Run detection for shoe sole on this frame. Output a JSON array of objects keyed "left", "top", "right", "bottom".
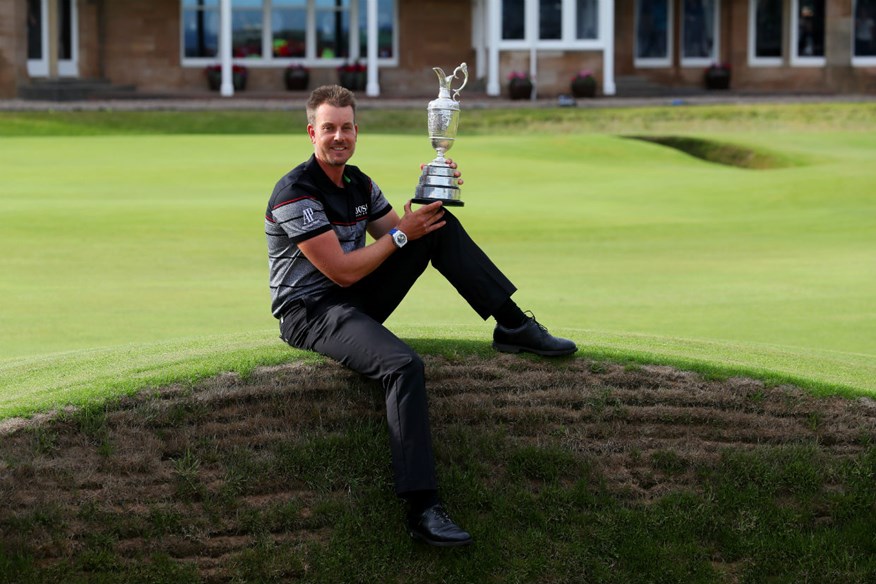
[
  {"left": 408, "top": 530, "right": 473, "bottom": 547},
  {"left": 492, "top": 342, "right": 577, "bottom": 357}
]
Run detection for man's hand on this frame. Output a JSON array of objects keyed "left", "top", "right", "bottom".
[{"left": 398, "top": 199, "right": 446, "bottom": 240}]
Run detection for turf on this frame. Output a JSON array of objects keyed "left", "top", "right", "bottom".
[
  {"left": 0, "top": 104, "right": 874, "bottom": 418},
  {"left": 2, "top": 355, "right": 875, "bottom": 582}
]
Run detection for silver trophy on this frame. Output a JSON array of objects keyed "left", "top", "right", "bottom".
[{"left": 412, "top": 63, "right": 468, "bottom": 206}]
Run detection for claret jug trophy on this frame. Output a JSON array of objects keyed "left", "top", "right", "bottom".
[{"left": 412, "top": 63, "right": 468, "bottom": 206}]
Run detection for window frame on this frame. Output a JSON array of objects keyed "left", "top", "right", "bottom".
[
  {"left": 634, "top": 0, "right": 674, "bottom": 68},
  {"left": 748, "top": 0, "right": 784, "bottom": 67},
  {"left": 179, "top": 0, "right": 398, "bottom": 68},
  {"left": 790, "top": 0, "right": 826, "bottom": 67},
  {"left": 680, "top": 0, "right": 721, "bottom": 67},
  {"left": 852, "top": 0, "right": 876, "bottom": 65},
  {"left": 499, "top": 0, "right": 606, "bottom": 49}
]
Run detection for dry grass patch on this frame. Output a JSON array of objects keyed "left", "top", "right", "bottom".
[{"left": 2, "top": 355, "right": 875, "bottom": 582}]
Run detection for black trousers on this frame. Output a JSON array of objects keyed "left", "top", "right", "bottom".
[{"left": 279, "top": 210, "right": 516, "bottom": 494}]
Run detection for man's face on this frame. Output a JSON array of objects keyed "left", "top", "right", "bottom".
[{"left": 308, "top": 104, "right": 358, "bottom": 168}]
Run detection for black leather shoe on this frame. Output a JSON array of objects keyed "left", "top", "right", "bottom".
[
  {"left": 408, "top": 504, "right": 473, "bottom": 547},
  {"left": 493, "top": 313, "right": 577, "bottom": 357}
]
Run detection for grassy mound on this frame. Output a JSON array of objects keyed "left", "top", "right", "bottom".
[{"left": 2, "top": 356, "right": 875, "bottom": 582}]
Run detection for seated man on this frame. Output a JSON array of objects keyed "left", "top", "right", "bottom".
[{"left": 265, "top": 85, "right": 576, "bottom": 547}]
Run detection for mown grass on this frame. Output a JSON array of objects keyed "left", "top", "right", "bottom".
[
  {"left": 1, "top": 101, "right": 875, "bottom": 136},
  {"left": 3, "top": 102, "right": 875, "bottom": 414}
]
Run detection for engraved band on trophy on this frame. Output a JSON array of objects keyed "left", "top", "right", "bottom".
[{"left": 412, "top": 63, "right": 468, "bottom": 207}]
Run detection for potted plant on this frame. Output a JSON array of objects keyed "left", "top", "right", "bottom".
[
  {"left": 507, "top": 71, "right": 533, "bottom": 100},
  {"left": 284, "top": 63, "right": 310, "bottom": 91},
  {"left": 704, "top": 63, "right": 731, "bottom": 90},
  {"left": 570, "top": 70, "right": 597, "bottom": 98},
  {"left": 206, "top": 64, "right": 248, "bottom": 91},
  {"left": 338, "top": 61, "right": 366, "bottom": 91}
]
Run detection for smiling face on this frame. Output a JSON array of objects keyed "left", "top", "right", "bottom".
[{"left": 308, "top": 103, "right": 358, "bottom": 170}]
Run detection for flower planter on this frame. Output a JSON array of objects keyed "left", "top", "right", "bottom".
[
  {"left": 704, "top": 67, "right": 731, "bottom": 90},
  {"left": 508, "top": 79, "right": 533, "bottom": 100},
  {"left": 570, "top": 77, "right": 597, "bottom": 98},
  {"left": 338, "top": 66, "right": 366, "bottom": 91},
  {"left": 284, "top": 67, "right": 310, "bottom": 91},
  {"left": 206, "top": 68, "right": 247, "bottom": 91}
]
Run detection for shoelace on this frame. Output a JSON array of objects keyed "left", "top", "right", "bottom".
[
  {"left": 432, "top": 505, "right": 452, "bottom": 524},
  {"left": 523, "top": 310, "right": 548, "bottom": 333}
]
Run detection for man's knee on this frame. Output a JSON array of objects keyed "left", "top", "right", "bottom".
[{"left": 389, "top": 347, "right": 424, "bottom": 377}]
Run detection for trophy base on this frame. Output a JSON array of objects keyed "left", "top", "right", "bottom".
[
  {"left": 413, "top": 164, "right": 464, "bottom": 207},
  {"left": 412, "top": 197, "right": 464, "bottom": 207}
]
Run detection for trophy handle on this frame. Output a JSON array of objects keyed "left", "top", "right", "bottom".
[
  {"left": 450, "top": 63, "right": 468, "bottom": 101},
  {"left": 433, "top": 63, "right": 468, "bottom": 101}
]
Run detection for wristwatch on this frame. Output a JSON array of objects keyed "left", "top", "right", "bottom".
[{"left": 389, "top": 227, "right": 408, "bottom": 249}]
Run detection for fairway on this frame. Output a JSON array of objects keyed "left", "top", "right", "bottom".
[{"left": 1, "top": 106, "right": 875, "bottom": 418}]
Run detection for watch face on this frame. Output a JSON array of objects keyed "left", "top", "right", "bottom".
[{"left": 394, "top": 231, "right": 408, "bottom": 247}]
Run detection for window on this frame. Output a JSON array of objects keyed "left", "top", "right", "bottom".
[
  {"left": 540, "top": 0, "right": 562, "bottom": 40},
  {"left": 681, "top": 0, "right": 718, "bottom": 63},
  {"left": 751, "top": 0, "right": 783, "bottom": 63},
  {"left": 233, "top": 0, "right": 264, "bottom": 58},
  {"left": 272, "top": 0, "right": 306, "bottom": 57},
  {"left": 576, "top": 0, "right": 598, "bottom": 39},
  {"left": 315, "top": 0, "right": 350, "bottom": 59},
  {"left": 636, "top": 0, "right": 671, "bottom": 65},
  {"left": 792, "top": 0, "right": 825, "bottom": 63},
  {"left": 27, "top": 0, "right": 43, "bottom": 60},
  {"left": 183, "top": 0, "right": 219, "bottom": 58},
  {"left": 502, "top": 0, "right": 525, "bottom": 40},
  {"left": 501, "top": 0, "right": 602, "bottom": 45},
  {"left": 358, "top": 0, "right": 395, "bottom": 58},
  {"left": 854, "top": 0, "right": 876, "bottom": 58},
  {"left": 181, "top": 0, "right": 396, "bottom": 65}
]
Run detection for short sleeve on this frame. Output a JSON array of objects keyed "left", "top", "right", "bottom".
[{"left": 270, "top": 193, "right": 332, "bottom": 243}]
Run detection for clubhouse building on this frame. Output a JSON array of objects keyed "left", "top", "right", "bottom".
[{"left": 1, "top": 0, "right": 874, "bottom": 100}]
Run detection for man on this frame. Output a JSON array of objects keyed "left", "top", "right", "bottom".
[{"left": 265, "top": 85, "right": 576, "bottom": 547}]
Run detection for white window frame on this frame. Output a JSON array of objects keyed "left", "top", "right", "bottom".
[
  {"left": 27, "top": 0, "right": 49, "bottom": 77},
  {"left": 790, "top": 0, "right": 826, "bottom": 66},
  {"left": 180, "top": 0, "right": 398, "bottom": 68},
  {"left": 634, "top": 0, "right": 673, "bottom": 68},
  {"left": 748, "top": 0, "right": 784, "bottom": 67},
  {"left": 498, "top": 0, "right": 607, "bottom": 49},
  {"left": 680, "top": 0, "right": 720, "bottom": 67},
  {"left": 852, "top": 0, "right": 876, "bottom": 66},
  {"left": 27, "top": 0, "right": 79, "bottom": 77}
]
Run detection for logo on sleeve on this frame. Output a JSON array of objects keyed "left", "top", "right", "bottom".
[{"left": 302, "top": 207, "right": 315, "bottom": 226}]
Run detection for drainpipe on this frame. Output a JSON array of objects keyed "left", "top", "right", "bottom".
[
  {"left": 601, "top": 0, "right": 616, "bottom": 95},
  {"left": 487, "top": 0, "right": 500, "bottom": 95},
  {"left": 220, "top": 0, "right": 233, "bottom": 96},
  {"left": 366, "top": 0, "right": 379, "bottom": 96}
]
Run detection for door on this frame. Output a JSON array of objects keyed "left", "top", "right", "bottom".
[{"left": 27, "top": 0, "right": 78, "bottom": 78}]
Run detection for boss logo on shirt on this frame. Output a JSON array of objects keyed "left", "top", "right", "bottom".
[
  {"left": 302, "top": 207, "right": 315, "bottom": 226},
  {"left": 354, "top": 204, "right": 368, "bottom": 218}
]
